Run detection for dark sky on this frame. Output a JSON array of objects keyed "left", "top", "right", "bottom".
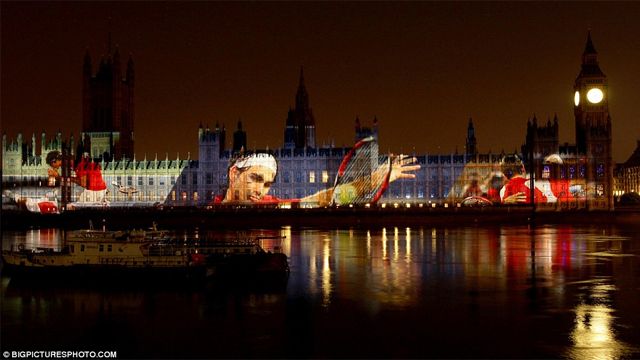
[{"left": 2, "top": 2, "right": 639, "bottom": 162}]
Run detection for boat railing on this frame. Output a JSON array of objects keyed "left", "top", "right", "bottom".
[{"left": 143, "top": 240, "right": 265, "bottom": 257}]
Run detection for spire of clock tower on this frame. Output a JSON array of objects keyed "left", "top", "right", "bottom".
[{"left": 578, "top": 31, "right": 605, "bottom": 79}]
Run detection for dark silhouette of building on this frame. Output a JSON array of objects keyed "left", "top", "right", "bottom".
[
  {"left": 465, "top": 118, "right": 478, "bottom": 157},
  {"left": 354, "top": 116, "right": 379, "bottom": 142},
  {"left": 80, "top": 34, "right": 135, "bottom": 161},
  {"left": 283, "top": 67, "right": 316, "bottom": 150},
  {"left": 523, "top": 114, "right": 559, "bottom": 159},
  {"left": 233, "top": 121, "right": 246, "bottom": 153}
]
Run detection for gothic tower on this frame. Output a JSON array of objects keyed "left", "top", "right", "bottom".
[
  {"left": 283, "top": 67, "right": 316, "bottom": 149},
  {"left": 198, "top": 123, "right": 224, "bottom": 160},
  {"left": 354, "top": 116, "right": 379, "bottom": 142},
  {"left": 233, "top": 120, "right": 247, "bottom": 153},
  {"left": 81, "top": 34, "right": 135, "bottom": 161},
  {"left": 523, "top": 114, "right": 559, "bottom": 159},
  {"left": 465, "top": 118, "right": 477, "bottom": 157},
  {"left": 573, "top": 31, "right": 613, "bottom": 209},
  {"left": 574, "top": 31, "right": 611, "bottom": 155},
  {"left": 283, "top": 108, "right": 297, "bottom": 150}
]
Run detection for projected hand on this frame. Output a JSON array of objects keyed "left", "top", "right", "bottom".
[
  {"left": 503, "top": 192, "right": 527, "bottom": 204},
  {"left": 389, "top": 155, "right": 421, "bottom": 183}
]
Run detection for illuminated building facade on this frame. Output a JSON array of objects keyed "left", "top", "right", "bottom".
[{"left": 0, "top": 33, "right": 619, "bottom": 210}]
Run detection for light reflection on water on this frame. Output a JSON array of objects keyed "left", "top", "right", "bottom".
[{"left": 2, "top": 224, "right": 639, "bottom": 358}]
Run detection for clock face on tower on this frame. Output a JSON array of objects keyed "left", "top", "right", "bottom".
[
  {"left": 587, "top": 88, "right": 604, "bottom": 104},
  {"left": 574, "top": 91, "right": 580, "bottom": 106}
]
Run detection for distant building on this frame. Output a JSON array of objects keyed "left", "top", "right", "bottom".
[{"left": 615, "top": 140, "right": 640, "bottom": 197}]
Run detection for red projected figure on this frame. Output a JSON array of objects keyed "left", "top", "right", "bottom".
[
  {"left": 499, "top": 155, "right": 547, "bottom": 204},
  {"left": 73, "top": 153, "right": 108, "bottom": 203}
]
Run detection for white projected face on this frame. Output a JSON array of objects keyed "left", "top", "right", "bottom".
[
  {"left": 574, "top": 91, "right": 580, "bottom": 106},
  {"left": 587, "top": 88, "right": 604, "bottom": 104}
]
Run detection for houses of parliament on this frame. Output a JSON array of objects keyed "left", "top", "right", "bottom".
[{"left": 2, "top": 33, "right": 638, "bottom": 210}]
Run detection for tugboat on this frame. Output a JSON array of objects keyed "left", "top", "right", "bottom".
[{"left": 1, "top": 224, "right": 289, "bottom": 282}]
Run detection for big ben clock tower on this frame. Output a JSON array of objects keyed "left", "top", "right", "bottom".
[{"left": 573, "top": 31, "right": 613, "bottom": 209}]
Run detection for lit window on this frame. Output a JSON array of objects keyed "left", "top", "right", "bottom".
[
  {"left": 193, "top": 192, "right": 198, "bottom": 201},
  {"left": 171, "top": 191, "right": 176, "bottom": 201},
  {"left": 309, "top": 171, "right": 316, "bottom": 183},
  {"left": 322, "top": 171, "right": 329, "bottom": 183}
]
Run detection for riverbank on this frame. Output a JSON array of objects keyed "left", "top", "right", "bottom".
[{"left": 2, "top": 205, "right": 639, "bottom": 230}]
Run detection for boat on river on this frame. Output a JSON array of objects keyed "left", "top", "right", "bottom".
[{"left": 0, "top": 226, "right": 289, "bottom": 282}]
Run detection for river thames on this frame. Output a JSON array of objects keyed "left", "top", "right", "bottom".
[{"left": 2, "top": 223, "right": 639, "bottom": 359}]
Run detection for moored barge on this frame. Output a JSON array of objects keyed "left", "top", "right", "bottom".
[{"left": 1, "top": 227, "right": 289, "bottom": 282}]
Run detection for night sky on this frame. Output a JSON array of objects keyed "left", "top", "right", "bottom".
[{"left": 2, "top": 2, "right": 639, "bottom": 162}]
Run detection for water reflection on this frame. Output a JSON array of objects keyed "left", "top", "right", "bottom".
[
  {"left": 287, "top": 225, "right": 638, "bottom": 357},
  {"left": 2, "top": 224, "right": 639, "bottom": 358},
  {"left": 566, "top": 281, "right": 634, "bottom": 360}
]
